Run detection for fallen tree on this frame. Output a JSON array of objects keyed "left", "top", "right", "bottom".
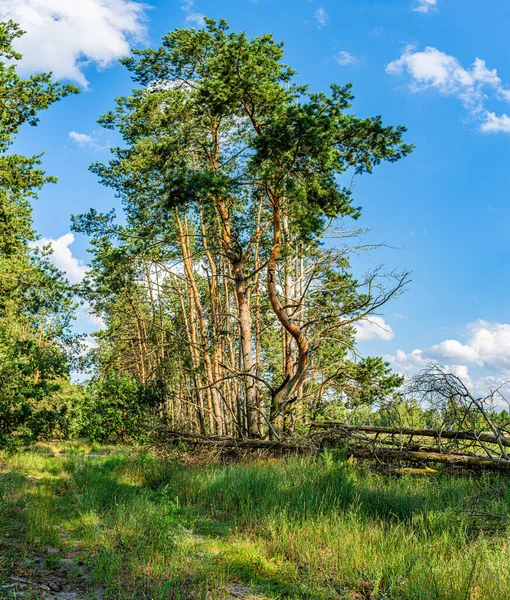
[
  {"left": 308, "top": 367, "right": 510, "bottom": 471},
  {"left": 310, "top": 423, "right": 510, "bottom": 449},
  {"left": 149, "top": 429, "right": 318, "bottom": 454},
  {"left": 149, "top": 366, "right": 510, "bottom": 472},
  {"left": 149, "top": 425, "right": 510, "bottom": 471},
  {"left": 350, "top": 446, "right": 510, "bottom": 470}
]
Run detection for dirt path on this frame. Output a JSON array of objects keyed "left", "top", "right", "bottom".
[{"left": 0, "top": 544, "right": 103, "bottom": 599}]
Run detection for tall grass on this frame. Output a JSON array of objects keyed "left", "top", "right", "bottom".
[{"left": 1, "top": 447, "right": 510, "bottom": 599}]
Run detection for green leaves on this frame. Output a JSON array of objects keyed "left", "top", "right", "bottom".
[
  {"left": 123, "top": 18, "right": 295, "bottom": 117},
  {"left": 0, "top": 21, "right": 79, "bottom": 447},
  {"left": 250, "top": 83, "right": 412, "bottom": 231},
  {"left": 0, "top": 22, "right": 78, "bottom": 152},
  {"left": 92, "top": 18, "right": 412, "bottom": 247},
  {"left": 76, "top": 19, "right": 411, "bottom": 437}
]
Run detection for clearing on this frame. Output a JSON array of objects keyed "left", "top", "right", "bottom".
[{"left": 1, "top": 443, "right": 510, "bottom": 599}]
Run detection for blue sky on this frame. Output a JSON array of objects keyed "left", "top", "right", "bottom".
[{"left": 4, "top": 0, "right": 510, "bottom": 393}]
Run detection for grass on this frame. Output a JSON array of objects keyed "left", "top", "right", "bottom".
[{"left": 1, "top": 444, "right": 510, "bottom": 599}]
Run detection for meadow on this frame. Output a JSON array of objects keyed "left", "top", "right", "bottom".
[{"left": 1, "top": 444, "right": 510, "bottom": 599}]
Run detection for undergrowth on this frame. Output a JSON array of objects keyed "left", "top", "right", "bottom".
[{"left": 1, "top": 444, "right": 510, "bottom": 599}]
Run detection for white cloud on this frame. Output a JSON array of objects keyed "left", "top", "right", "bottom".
[
  {"left": 480, "top": 112, "right": 510, "bottom": 133},
  {"left": 1, "top": 0, "right": 148, "bottom": 87},
  {"left": 185, "top": 13, "right": 205, "bottom": 26},
  {"left": 355, "top": 316, "right": 395, "bottom": 342},
  {"left": 388, "top": 348, "right": 427, "bottom": 371},
  {"left": 428, "top": 339, "right": 480, "bottom": 365},
  {"left": 314, "top": 7, "right": 328, "bottom": 28},
  {"left": 32, "top": 234, "right": 106, "bottom": 330},
  {"left": 391, "top": 320, "right": 510, "bottom": 371},
  {"left": 387, "top": 45, "right": 510, "bottom": 133},
  {"left": 83, "top": 335, "right": 99, "bottom": 349},
  {"left": 335, "top": 51, "right": 358, "bottom": 67},
  {"left": 386, "top": 320, "right": 510, "bottom": 397},
  {"left": 413, "top": 0, "right": 438, "bottom": 14},
  {"left": 464, "top": 320, "right": 510, "bottom": 370},
  {"left": 181, "top": 0, "right": 205, "bottom": 27},
  {"left": 32, "top": 232, "right": 88, "bottom": 284},
  {"left": 69, "top": 130, "right": 105, "bottom": 151},
  {"left": 69, "top": 131, "right": 94, "bottom": 146}
]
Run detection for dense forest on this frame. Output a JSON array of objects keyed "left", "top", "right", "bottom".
[{"left": 2, "top": 16, "right": 509, "bottom": 449}]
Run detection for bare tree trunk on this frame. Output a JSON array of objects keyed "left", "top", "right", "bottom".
[
  {"left": 176, "top": 211, "right": 223, "bottom": 434},
  {"left": 223, "top": 258, "right": 241, "bottom": 436},
  {"left": 267, "top": 197, "right": 310, "bottom": 436},
  {"left": 199, "top": 203, "right": 226, "bottom": 433},
  {"left": 252, "top": 201, "right": 264, "bottom": 437},
  {"left": 128, "top": 297, "right": 148, "bottom": 384},
  {"left": 174, "top": 274, "right": 206, "bottom": 434},
  {"left": 216, "top": 199, "right": 259, "bottom": 437}
]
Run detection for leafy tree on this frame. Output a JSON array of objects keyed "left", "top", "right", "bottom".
[
  {"left": 0, "top": 21, "right": 79, "bottom": 446},
  {"left": 76, "top": 373, "right": 164, "bottom": 443}
]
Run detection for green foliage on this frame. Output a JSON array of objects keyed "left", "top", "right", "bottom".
[
  {"left": 0, "top": 21, "right": 79, "bottom": 447},
  {"left": 73, "top": 19, "right": 411, "bottom": 437},
  {"left": 77, "top": 374, "right": 165, "bottom": 443},
  {"left": 92, "top": 19, "right": 412, "bottom": 240},
  {"left": 341, "top": 357, "right": 404, "bottom": 408}
]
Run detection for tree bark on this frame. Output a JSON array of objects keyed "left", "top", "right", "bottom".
[
  {"left": 176, "top": 211, "right": 223, "bottom": 434},
  {"left": 216, "top": 199, "right": 259, "bottom": 437},
  {"left": 267, "top": 197, "right": 309, "bottom": 435}
]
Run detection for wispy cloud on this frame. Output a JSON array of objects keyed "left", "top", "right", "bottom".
[
  {"left": 82, "top": 302, "right": 105, "bottom": 330},
  {"left": 69, "top": 131, "right": 106, "bottom": 151},
  {"left": 355, "top": 316, "right": 395, "bottom": 342},
  {"left": 314, "top": 7, "right": 328, "bottom": 28},
  {"left": 335, "top": 51, "right": 358, "bottom": 67},
  {"left": 386, "top": 320, "right": 510, "bottom": 397},
  {"left": 387, "top": 45, "right": 510, "bottom": 133},
  {"left": 480, "top": 112, "right": 510, "bottom": 133},
  {"left": 181, "top": 0, "right": 205, "bottom": 27},
  {"left": 413, "top": 0, "right": 438, "bottom": 14}
]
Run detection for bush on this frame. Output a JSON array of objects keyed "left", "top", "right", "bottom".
[{"left": 77, "top": 374, "right": 164, "bottom": 443}]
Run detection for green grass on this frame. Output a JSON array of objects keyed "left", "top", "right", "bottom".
[{"left": 1, "top": 445, "right": 510, "bottom": 599}]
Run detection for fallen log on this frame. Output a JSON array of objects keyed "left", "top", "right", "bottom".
[
  {"left": 351, "top": 446, "right": 510, "bottom": 471},
  {"left": 356, "top": 439, "right": 491, "bottom": 457},
  {"left": 311, "top": 423, "right": 510, "bottom": 448},
  {"left": 153, "top": 430, "right": 318, "bottom": 453},
  {"left": 149, "top": 428, "right": 510, "bottom": 472}
]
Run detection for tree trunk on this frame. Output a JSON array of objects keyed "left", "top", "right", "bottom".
[
  {"left": 267, "top": 197, "right": 310, "bottom": 436},
  {"left": 176, "top": 211, "right": 223, "bottom": 434},
  {"left": 216, "top": 199, "right": 259, "bottom": 437}
]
